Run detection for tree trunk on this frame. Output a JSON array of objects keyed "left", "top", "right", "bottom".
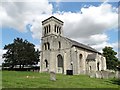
[
  {"left": 22, "top": 65, "right": 24, "bottom": 68},
  {"left": 19, "top": 64, "right": 21, "bottom": 69}
]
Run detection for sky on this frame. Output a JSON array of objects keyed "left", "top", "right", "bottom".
[{"left": 0, "top": 0, "right": 119, "bottom": 65}]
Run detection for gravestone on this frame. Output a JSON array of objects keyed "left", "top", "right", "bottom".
[
  {"left": 89, "top": 71, "right": 96, "bottom": 78},
  {"left": 50, "top": 71, "right": 56, "bottom": 81},
  {"left": 108, "top": 72, "right": 115, "bottom": 78},
  {"left": 115, "top": 71, "right": 120, "bottom": 79},
  {"left": 95, "top": 71, "right": 102, "bottom": 78},
  {"left": 101, "top": 71, "right": 109, "bottom": 79}
]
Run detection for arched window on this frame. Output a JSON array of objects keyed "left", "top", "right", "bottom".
[
  {"left": 44, "top": 27, "right": 46, "bottom": 34},
  {"left": 89, "top": 66, "right": 92, "bottom": 71},
  {"left": 58, "top": 41, "right": 61, "bottom": 49},
  {"left": 47, "top": 26, "right": 48, "bottom": 33},
  {"left": 79, "top": 54, "right": 82, "bottom": 60},
  {"left": 47, "top": 42, "right": 50, "bottom": 50},
  {"left": 97, "top": 62, "right": 100, "bottom": 71},
  {"left": 79, "top": 54, "right": 83, "bottom": 68},
  {"left": 57, "top": 54, "right": 63, "bottom": 67},
  {"left": 45, "top": 60, "right": 48, "bottom": 68},
  {"left": 54, "top": 25, "right": 56, "bottom": 32},
  {"left": 44, "top": 43, "right": 47, "bottom": 50},
  {"left": 59, "top": 27, "right": 61, "bottom": 34},
  {"left": 49, "top": 24, "right": 50, "bottom": 32},
  {"left": 57, "top": 26, "right": 59, "bottom": 33}
]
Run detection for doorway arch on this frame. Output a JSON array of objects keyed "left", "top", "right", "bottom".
[{"left": 57, "top": 54, "right": 64, "bottom": 73}]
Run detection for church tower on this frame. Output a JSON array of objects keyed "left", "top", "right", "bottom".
[
  {"left": 40, "top": 16, "right": 64, "bottom": 72},
  {"left": 42, "top": 16, "right": 64, "bottom": 37}
]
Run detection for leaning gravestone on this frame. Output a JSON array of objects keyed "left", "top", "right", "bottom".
[{"left": 50, "top": 71, "right": 56, "bottom": 81}]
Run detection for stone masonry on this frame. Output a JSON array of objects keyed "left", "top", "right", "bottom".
[{"left": 40, "top": 16, "right": 107, "bottom": 75}]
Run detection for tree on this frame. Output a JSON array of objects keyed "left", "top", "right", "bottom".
[
  {"left": 102, "top": 46, "right": 119, "bottom": 70},
  {"left": 2, "top": 38, "right": 40, "bottom": 68}
]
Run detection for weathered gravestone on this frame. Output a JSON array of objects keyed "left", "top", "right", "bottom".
[
  {"left": 50, "top": 71, "right": 56, "bottom": 81},
  {"left": 95, "top": 71, "right": 102, "bottom": 78},
  {"left": 89, "top": 71, "right": 96, "bottom": 78},
  {"left": 115, "top": 71, "right": 120, "bottom": 79},
  {"left": 101, "top": 71, "right": 109, "bottom": 79},
  {"left": 108, "top": 72, "right": 116, "bottom": 78}
]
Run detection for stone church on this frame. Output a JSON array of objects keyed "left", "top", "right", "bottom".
[{"left": 40, "top": 16, "right": 106, "bottom": 75}]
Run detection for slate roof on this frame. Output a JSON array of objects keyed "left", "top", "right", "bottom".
[
  {"left": 86, "top": 53, "right": 97, "bottom": 60},
  {"left": 65, "top": 37, "right": 101, "bottom": 54}
]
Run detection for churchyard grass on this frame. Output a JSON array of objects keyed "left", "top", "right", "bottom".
[{"left": 2, "top": 71, "right": 119, "bottom": 88}]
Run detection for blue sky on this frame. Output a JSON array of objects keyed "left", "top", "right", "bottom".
[{"left": 1, "top": 1, "right": 119, "bottom": 64}]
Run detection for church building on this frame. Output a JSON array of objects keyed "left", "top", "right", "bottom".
[{"left": 40, "top": 16, "right": 106, "bottom": 75}]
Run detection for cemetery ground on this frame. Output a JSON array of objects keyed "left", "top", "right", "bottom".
[{"left": 2, "top": 71, "right": 120, "bottom": 88}]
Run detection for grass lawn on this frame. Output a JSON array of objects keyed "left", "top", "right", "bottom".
[{"left": 2, "top": 71, "right": 120, "bottom": 88}]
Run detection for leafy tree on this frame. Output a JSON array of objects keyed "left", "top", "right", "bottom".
[
  {"left": 102, "top": 46, "right": 119, "bottom": 70},
  {"left": 2, "top": 38, "right": 40, "bottom": 68}
]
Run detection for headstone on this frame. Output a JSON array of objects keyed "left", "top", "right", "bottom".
[
  {"left": 50, "top": 71, "right": 56, "bottom": 81},
  {"left": 95, "top": 71, "right": 102, "bottom": 78},
  {"left": 89, "top": 71, "right": 96, "bottom": 78},
  {"left": 108, "top": 72, "right": 115, "bottom": 78},
  {"left": 101, "top": 71, "right": 109, "bottom": 79},
  {"left": 115, "top": 71, "right": 120, "bottom": 79}
]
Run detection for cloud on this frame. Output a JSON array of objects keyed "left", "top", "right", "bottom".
[
  {"left": 69, "top": 33, "right": 118, "bottom": 53},
  {"left": 91, "top": 42, "right": 118, "bottom": 52},
  {"left": 55, "top": 3, "right": 117, "bottom": 38},
  {"left": 30, "top": 3, "right": 118, "bottom": 39},
  {"left": 35, "top": 44, "right": 41, "bottom": 51},
  {"left": 1, "top": 1, "right": 118, "bottom": 53},
  {"left": 1, "top": 0, "right": 53, "bottom": 32},
  {"left": 0, "top": 49, "right": 7, "bottom": 65}
]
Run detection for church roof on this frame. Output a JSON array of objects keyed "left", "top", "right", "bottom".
[
  {"left": 86, "top": 53, "right": 97, "bottom": 60},
  {"left": 42, "top": 16, "right": 64, "bottom": 24},
  {"left": 66, "top": 38, "right": 101, "bottom": 54}
]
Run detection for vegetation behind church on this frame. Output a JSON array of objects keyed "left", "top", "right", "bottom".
[
  {"left": 2, "top": 38, "right": 120, "bottom": 71},
  {"left": 102, "top": 46, "right": 120, "bottom": 71},
  {"left": 2, "top": 38, "right": 40, "bottom": 69}
]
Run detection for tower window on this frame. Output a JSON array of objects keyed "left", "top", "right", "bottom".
[
  {"left": 55, "top": 25, "right": 56, "bottom": 32},
  {"left": 58, "top": 41, "right": 61, "bottom": 49},
  {"left": 49, "top": 24, "right": 50, "bottom": 32},
  {"left": 47, "top": 26, "right": 48, "bottom": 33},
  {"left": 44, "top": 43, "right": 47, "bottom": 50},
  {"left": 59, "top": 27, "right": 61, "bottom": 34},
  {"left": 47, "top": 42, "right": 50, "bottom": 50},
  {"left": 97, "top": 62, "right": 100, "bottom": 71},
  {"left": 44, "top": 42, "right": 50, "bottom": 50},
  {"left": 45, "top": 60, "right": 48, "bottom": 68},
  {"left": 57, "top": 26, "right": 59, "bottom": 33},
  {"left": 44, "top": 27, "right": 46, "bottom": 34}
]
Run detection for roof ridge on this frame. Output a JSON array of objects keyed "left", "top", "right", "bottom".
[
  {"left": 42, "top": 16, "right": 64, "bottom": 23},
  {"left": 64, "top": 37, "right": 100, "bottom": 54}
]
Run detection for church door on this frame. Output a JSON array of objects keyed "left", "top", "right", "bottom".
[{"left": 57, "top": 54, "right": 64, "bottom": 74}]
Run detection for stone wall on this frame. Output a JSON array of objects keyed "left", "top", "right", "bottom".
[{"left": 89, "top": 70, "right": 120, "bottom": 79}]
